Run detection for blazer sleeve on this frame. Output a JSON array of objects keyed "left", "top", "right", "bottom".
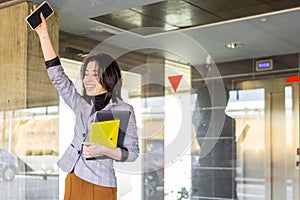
[
  {"left": 119, "top": 104, "right": 139, "bottom": 162},
  {"left": 46, "top": 59, "right": 86, "bottom": 112}
]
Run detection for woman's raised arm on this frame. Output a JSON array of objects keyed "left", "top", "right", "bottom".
[{"left": 31, "top": 5, "right": 57, "bottom": 61}]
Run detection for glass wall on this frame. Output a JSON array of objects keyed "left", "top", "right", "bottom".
[
  {"left": 1, "top": 1, "right": 300, "bottom": 200},
  {"left": 0, "top": 107, "right": 59, "bottom": 199},
  {"left": 228, "top": 79, "right": 300, "bottom": 200}
]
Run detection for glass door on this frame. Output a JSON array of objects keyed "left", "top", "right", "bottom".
[{"left": 227, "top": 77, "right": 300, "bottom": 200}]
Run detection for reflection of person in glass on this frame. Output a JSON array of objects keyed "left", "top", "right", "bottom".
[
  {"left": 31, "top": 6, "right": 139, "bottom": 200},
  {"left": 192, "top": 83, "right": 237, "bottom": 199}
]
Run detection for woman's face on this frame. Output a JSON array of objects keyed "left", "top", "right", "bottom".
[{"left": 83, "top": 61, "right": 107, "bottom": 96}]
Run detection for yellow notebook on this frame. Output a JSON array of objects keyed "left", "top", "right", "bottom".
[{"left": 89, "top": 119, "right": 120, "bottom": 157}]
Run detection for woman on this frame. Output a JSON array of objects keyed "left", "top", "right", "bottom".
[{"left": 32, "top": 7, "right": 139, "bottom": 200}]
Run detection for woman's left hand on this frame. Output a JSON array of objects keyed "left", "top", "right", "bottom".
[
  {"left": 83, "top": 142, "right": 107, "bottom": 158},
  {"left": 30, "top": 5, "right": 48, "bottom": 37}
]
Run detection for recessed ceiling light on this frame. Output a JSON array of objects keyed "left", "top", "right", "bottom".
[
  {"left": 259, "top": 18, "right": 268, "bottom": 22},
  {"left": 225, "top": 42, "right": 244, "bottom": 49}
]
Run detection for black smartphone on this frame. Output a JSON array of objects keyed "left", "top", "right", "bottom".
[{"left": 25, "top": 1, "right": 54, "bottom": 30}]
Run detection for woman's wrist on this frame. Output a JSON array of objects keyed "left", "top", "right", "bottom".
[
  {"left": 101, "top": 146, "right": 122, "bottom": 160},
  {"left": 101, "top": 145, "right": 110, "bottom": 155},
  {"left": 38, "top": 30, "right": 57, "bottom": 61},
  {"left": 38, "top": 30, "right": 49, "bottom": 40}
]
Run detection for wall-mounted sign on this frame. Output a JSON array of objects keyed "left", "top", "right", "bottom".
[{"left": 256, "top": 59, "right": 273, "bottom": 71}]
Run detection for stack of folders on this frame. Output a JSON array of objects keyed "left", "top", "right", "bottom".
[{"left": 89, "top": 119, "right": 120, "bottom": 157}]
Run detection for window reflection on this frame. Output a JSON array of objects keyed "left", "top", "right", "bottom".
[{"left": 0, "top": 108, "right": 59, "bottom": 199}]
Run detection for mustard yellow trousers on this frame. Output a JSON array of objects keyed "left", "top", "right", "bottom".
[{"left": 64, "top": 173, "right": 117, "bottom": 200}]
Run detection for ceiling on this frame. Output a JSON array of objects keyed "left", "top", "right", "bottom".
[{"left": 3, "top": 0, "right": 300, "bottom": 65}]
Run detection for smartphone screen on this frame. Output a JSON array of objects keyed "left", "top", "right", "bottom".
[{"left": 26, "top": 1, "right": 54, "bottom": 30}]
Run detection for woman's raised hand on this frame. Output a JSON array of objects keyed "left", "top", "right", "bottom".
[{"left": 30, "top": 5, "right": 48, "bottom": 37}]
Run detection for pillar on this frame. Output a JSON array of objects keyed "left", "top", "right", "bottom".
[{"left": 0, "top": 1, "right": 59, "bottom": 111}]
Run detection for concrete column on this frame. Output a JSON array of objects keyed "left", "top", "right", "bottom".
[{"left": 0, "top": 1, "right": 59, "bottom": 111}]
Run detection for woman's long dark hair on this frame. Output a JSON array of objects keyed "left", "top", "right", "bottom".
[{"left": 81, "top": 53, "right": 122, "bottom": 105}]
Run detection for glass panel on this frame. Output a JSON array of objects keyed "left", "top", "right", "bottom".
[
  {"left": 164, "top": 60, "right": 192, "bottom": 200},
  {"left": 227, "top": 88, "right": 266, "bottom": 199},
  {"left": 0, "top": 108, "right": 59, "bottom": 199},
  {"left": 116, "top": 71, "right": 143, "bottom": 200},
  {"left": 225, "top": 82, "right": 300, "bottom": 200}
]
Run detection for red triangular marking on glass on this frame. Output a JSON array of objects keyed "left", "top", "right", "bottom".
[
  {"left": 168, "top": 75, "right": 183, "bottom": 92},
  {"left": 286, "top": 75, "right": 300, "bottom": 83}
]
